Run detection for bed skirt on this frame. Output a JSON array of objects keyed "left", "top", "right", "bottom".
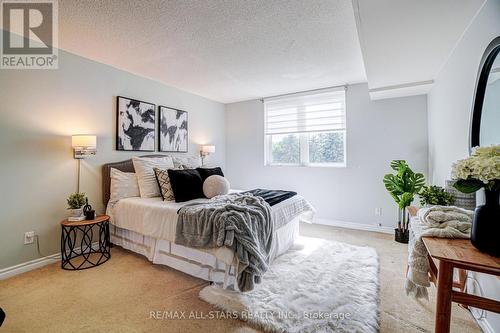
[{"left": 110, "top": 216, "right": 300, "bottom": 289}]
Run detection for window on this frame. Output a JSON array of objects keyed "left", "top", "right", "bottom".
[{"left": 264, "top": 87, "right": 346, "bottom": 167}]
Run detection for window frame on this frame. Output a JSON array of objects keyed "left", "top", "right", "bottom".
[{"left": 264, "top": 130, "right": 347, "bottom": 168}]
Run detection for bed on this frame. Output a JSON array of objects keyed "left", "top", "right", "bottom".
[{"left": 102, "top": 155, "right": 314, "bottom": 289}]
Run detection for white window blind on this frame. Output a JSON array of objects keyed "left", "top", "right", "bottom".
[{"left": 264, "top": 87, "right": 346, "bottom": 135}]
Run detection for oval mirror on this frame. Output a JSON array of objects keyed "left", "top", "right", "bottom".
[{"left": 470, "top": 36, "right": 500, "bottom": 149}]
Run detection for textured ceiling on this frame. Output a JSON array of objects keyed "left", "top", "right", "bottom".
[
  {"left": 353, "top": 0, "right": 485, "bottom": 98},
  {"left": 58, "top": 0, "right": 366, "bottom": 103}
]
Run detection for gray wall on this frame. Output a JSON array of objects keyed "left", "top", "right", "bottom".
[
  {"left": 0, "top": 49, "right": 225, "bottom": 269},
  {"left": 225, "top": 83, "right": 428, "bottom": 229},
  {"left": 427, "top": 0, "right": 500, "bottom": 330}
]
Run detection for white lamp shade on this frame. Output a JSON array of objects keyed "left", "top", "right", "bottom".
[
  {"left": 72, "top": 135, "right": 97, "bottom": 148},
  {"left": 201, "top": 145, "right": 215, "bottom": 153}
]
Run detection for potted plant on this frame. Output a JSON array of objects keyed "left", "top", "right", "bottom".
[
  {"left": 419, "top": 185, "right": 455, "bottom": 206},
  {"left": 452, "top": 145, "right": 499, "bottom": 256},
  {"left": 383, "top": 160, "right": 425, "bottom": 243},
  {"left": 67, "top": 192, "right": 87, "bottom": 221}
]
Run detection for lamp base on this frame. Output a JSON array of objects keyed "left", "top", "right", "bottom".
[{"left": 200, "top": 152, "right": 209, "bottom": 166}]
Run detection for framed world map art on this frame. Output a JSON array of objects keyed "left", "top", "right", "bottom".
[
  {"left": 159, "top": 106, "right": 188, "bottom": 152},
  {"left": 116, "top": 96, "right": 155, "bottom": 151}
]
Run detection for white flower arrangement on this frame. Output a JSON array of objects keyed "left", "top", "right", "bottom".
[{"left": 451, "top": 145, "right": 500, "bottom": 193}]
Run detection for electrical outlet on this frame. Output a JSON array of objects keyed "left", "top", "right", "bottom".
[
  {"left": 375, "top": 208, "right": 382, "bottom": 216},
  {"left": 24, "top": 231, "right": 35, "bottom": 245}
]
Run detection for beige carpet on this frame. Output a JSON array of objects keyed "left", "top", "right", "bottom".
[{"left": 0, "top": 223, "right": 480, "bottom": 333}]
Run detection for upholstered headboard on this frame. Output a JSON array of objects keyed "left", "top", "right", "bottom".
[{"left": 102, "top": 155, "right": 167, "bottom": 206}]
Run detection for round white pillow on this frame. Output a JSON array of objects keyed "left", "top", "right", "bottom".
[{"left": 203, "top": 175, "right": 230, "bottom": 198}]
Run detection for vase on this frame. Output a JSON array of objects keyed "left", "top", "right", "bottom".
[{"left": 471, "top": 189, "right": 500, "bottom": 257}]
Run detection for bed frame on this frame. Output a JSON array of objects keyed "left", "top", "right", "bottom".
[{"left": 102, "top": 154, "right": 168, "bottom": 206}]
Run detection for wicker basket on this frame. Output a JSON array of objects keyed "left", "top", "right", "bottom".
[{"left": 446, "top": 180, "right": 476, "bottom": 210}]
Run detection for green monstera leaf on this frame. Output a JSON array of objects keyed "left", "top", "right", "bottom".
[
  {"left": 383, "top": 174, "right": 404, "bottom": 197},
  {"left": 408, "top": 171, "right": 426, "bottom": 194},
  {"left": 390, "top": 160, "right": 406, "bottom": 171}
]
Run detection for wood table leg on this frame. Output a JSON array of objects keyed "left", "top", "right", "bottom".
[
  {"left": 435, "top": 261, "right": 454, "bottom": 333},
  {"left": 458, "top": 269, "right": 467, "bottom": 292},
  {"left": 456, "top": 269, "right": 468, "bottom": 309}
]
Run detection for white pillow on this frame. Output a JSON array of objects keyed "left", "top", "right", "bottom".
[
  {"left": 132, "top": 156, "right": 174, "bottom": 198},
  {"left": 109, "top": 168, "right": 140, "bottom": 204},
  {"left": 172, "top": 155, "right": 202, "bottom": 169},
  {"left": 203, "top": 175, "right": 230, "bottom": 198}
]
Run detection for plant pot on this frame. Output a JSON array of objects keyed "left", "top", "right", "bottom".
[
  {"left": 69, "top": 208, "right": 83, "bottom": 217},
  {"left": 471, "top": 189, "right": 500, "bottom": 257},
  {"left": 395, "top": 228, "right": 409, "bottom": 244},
  {"left": 68, "top": 208, "right": 85, "bottom": 222}
]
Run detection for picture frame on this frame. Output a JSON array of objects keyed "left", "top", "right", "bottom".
[
  {"left": 158, "top": 106, "right": 188, "bottom": 153},
  {"left": 116, "top": 96, "right": 156, "bottom": 152}
]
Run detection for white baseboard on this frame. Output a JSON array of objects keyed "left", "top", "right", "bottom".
[
  {"left": 310, "top": 218, "right": 394, "bottom": 235},
  {"left": 0, "top": 253, "right": 60, "bottom": 280},
  {"left": 0, "top": 243, "right": 100, "bottom": 280}
]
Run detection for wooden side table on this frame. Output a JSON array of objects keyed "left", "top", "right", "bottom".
[
  {"left": 60, "top": 215, "right": 111, "bottom": 270},
  {"left": 422, "top": 237, "right": 500, "bottom": 333}
]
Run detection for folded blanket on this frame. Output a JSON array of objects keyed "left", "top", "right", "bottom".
[
  {"left": 418, "top": 205, "right": 473, "bottom": 227},
  {"left": 175, "top": 193, "right": 274, "bottom": 292},
  {"left": 406, "top": 206, "right": 473, "bottom": 299},
  {"left": 243, "top": 189, "right": 297, "bottom": 206},
  {"left": 416, "top": 205, "right": 473, "bottom": 238}
]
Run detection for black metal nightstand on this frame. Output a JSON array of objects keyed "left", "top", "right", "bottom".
[{"left": 60, "top": 215, "right": 111, "bottom": 270}]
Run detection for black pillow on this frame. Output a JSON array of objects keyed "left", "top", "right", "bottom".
[
  {"left": 196, "top": 167, "right": 224, "bottom": 182},
  {"left": 167, "top": 169, "right": 205, "bottom": 202}
]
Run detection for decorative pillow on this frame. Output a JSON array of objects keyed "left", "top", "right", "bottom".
[
  {"left": 196, "top": 167, "right": 224, "bottom": 182},
  {"left": 203, "top": 175, "right": 230, "bottom": 198},
  {"left": 167, "top": 169, "right": 205, "bottom": 202},
  {"left": 173, "top": 156, "right": 202, "bottom": 169},
  {"left": 109, "top": 168, "right": 140, "bottom": 204},
  {"left": 153, "top": 167, "right": 183, "bottom": 201},
  {"left": 132, "top": 156, "right": 174, "bottom": 198}
]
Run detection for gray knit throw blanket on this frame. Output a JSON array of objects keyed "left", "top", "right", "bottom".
[{"left": 176, "top": 193, "right": 274, "bottom": 292}]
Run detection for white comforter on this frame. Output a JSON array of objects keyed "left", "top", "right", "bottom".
[{"left": 106, "top": 192, "right": 314, "bottom": 243}]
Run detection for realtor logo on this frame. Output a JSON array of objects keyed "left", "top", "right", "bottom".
[{"left": 1, "top": 0, "right": 58, "bottom": 69}]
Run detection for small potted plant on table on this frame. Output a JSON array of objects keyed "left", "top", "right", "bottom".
[
  {"left": 419, "top": 185, "right": 455, "bottom": 206},
  {"left": 67, "top": 192, "right": 87, "bottom": 222},
  {"left": 383, "top": 160, "right": 425, "bottom": 243}
]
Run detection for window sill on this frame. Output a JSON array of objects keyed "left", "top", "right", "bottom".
[{"left": 264, "top": 163, "right": 346, "bottom": 168}]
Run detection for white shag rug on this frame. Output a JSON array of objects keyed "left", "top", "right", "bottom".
[{"left": 199, "top": 237, "right": 379, "bottom": 333}]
